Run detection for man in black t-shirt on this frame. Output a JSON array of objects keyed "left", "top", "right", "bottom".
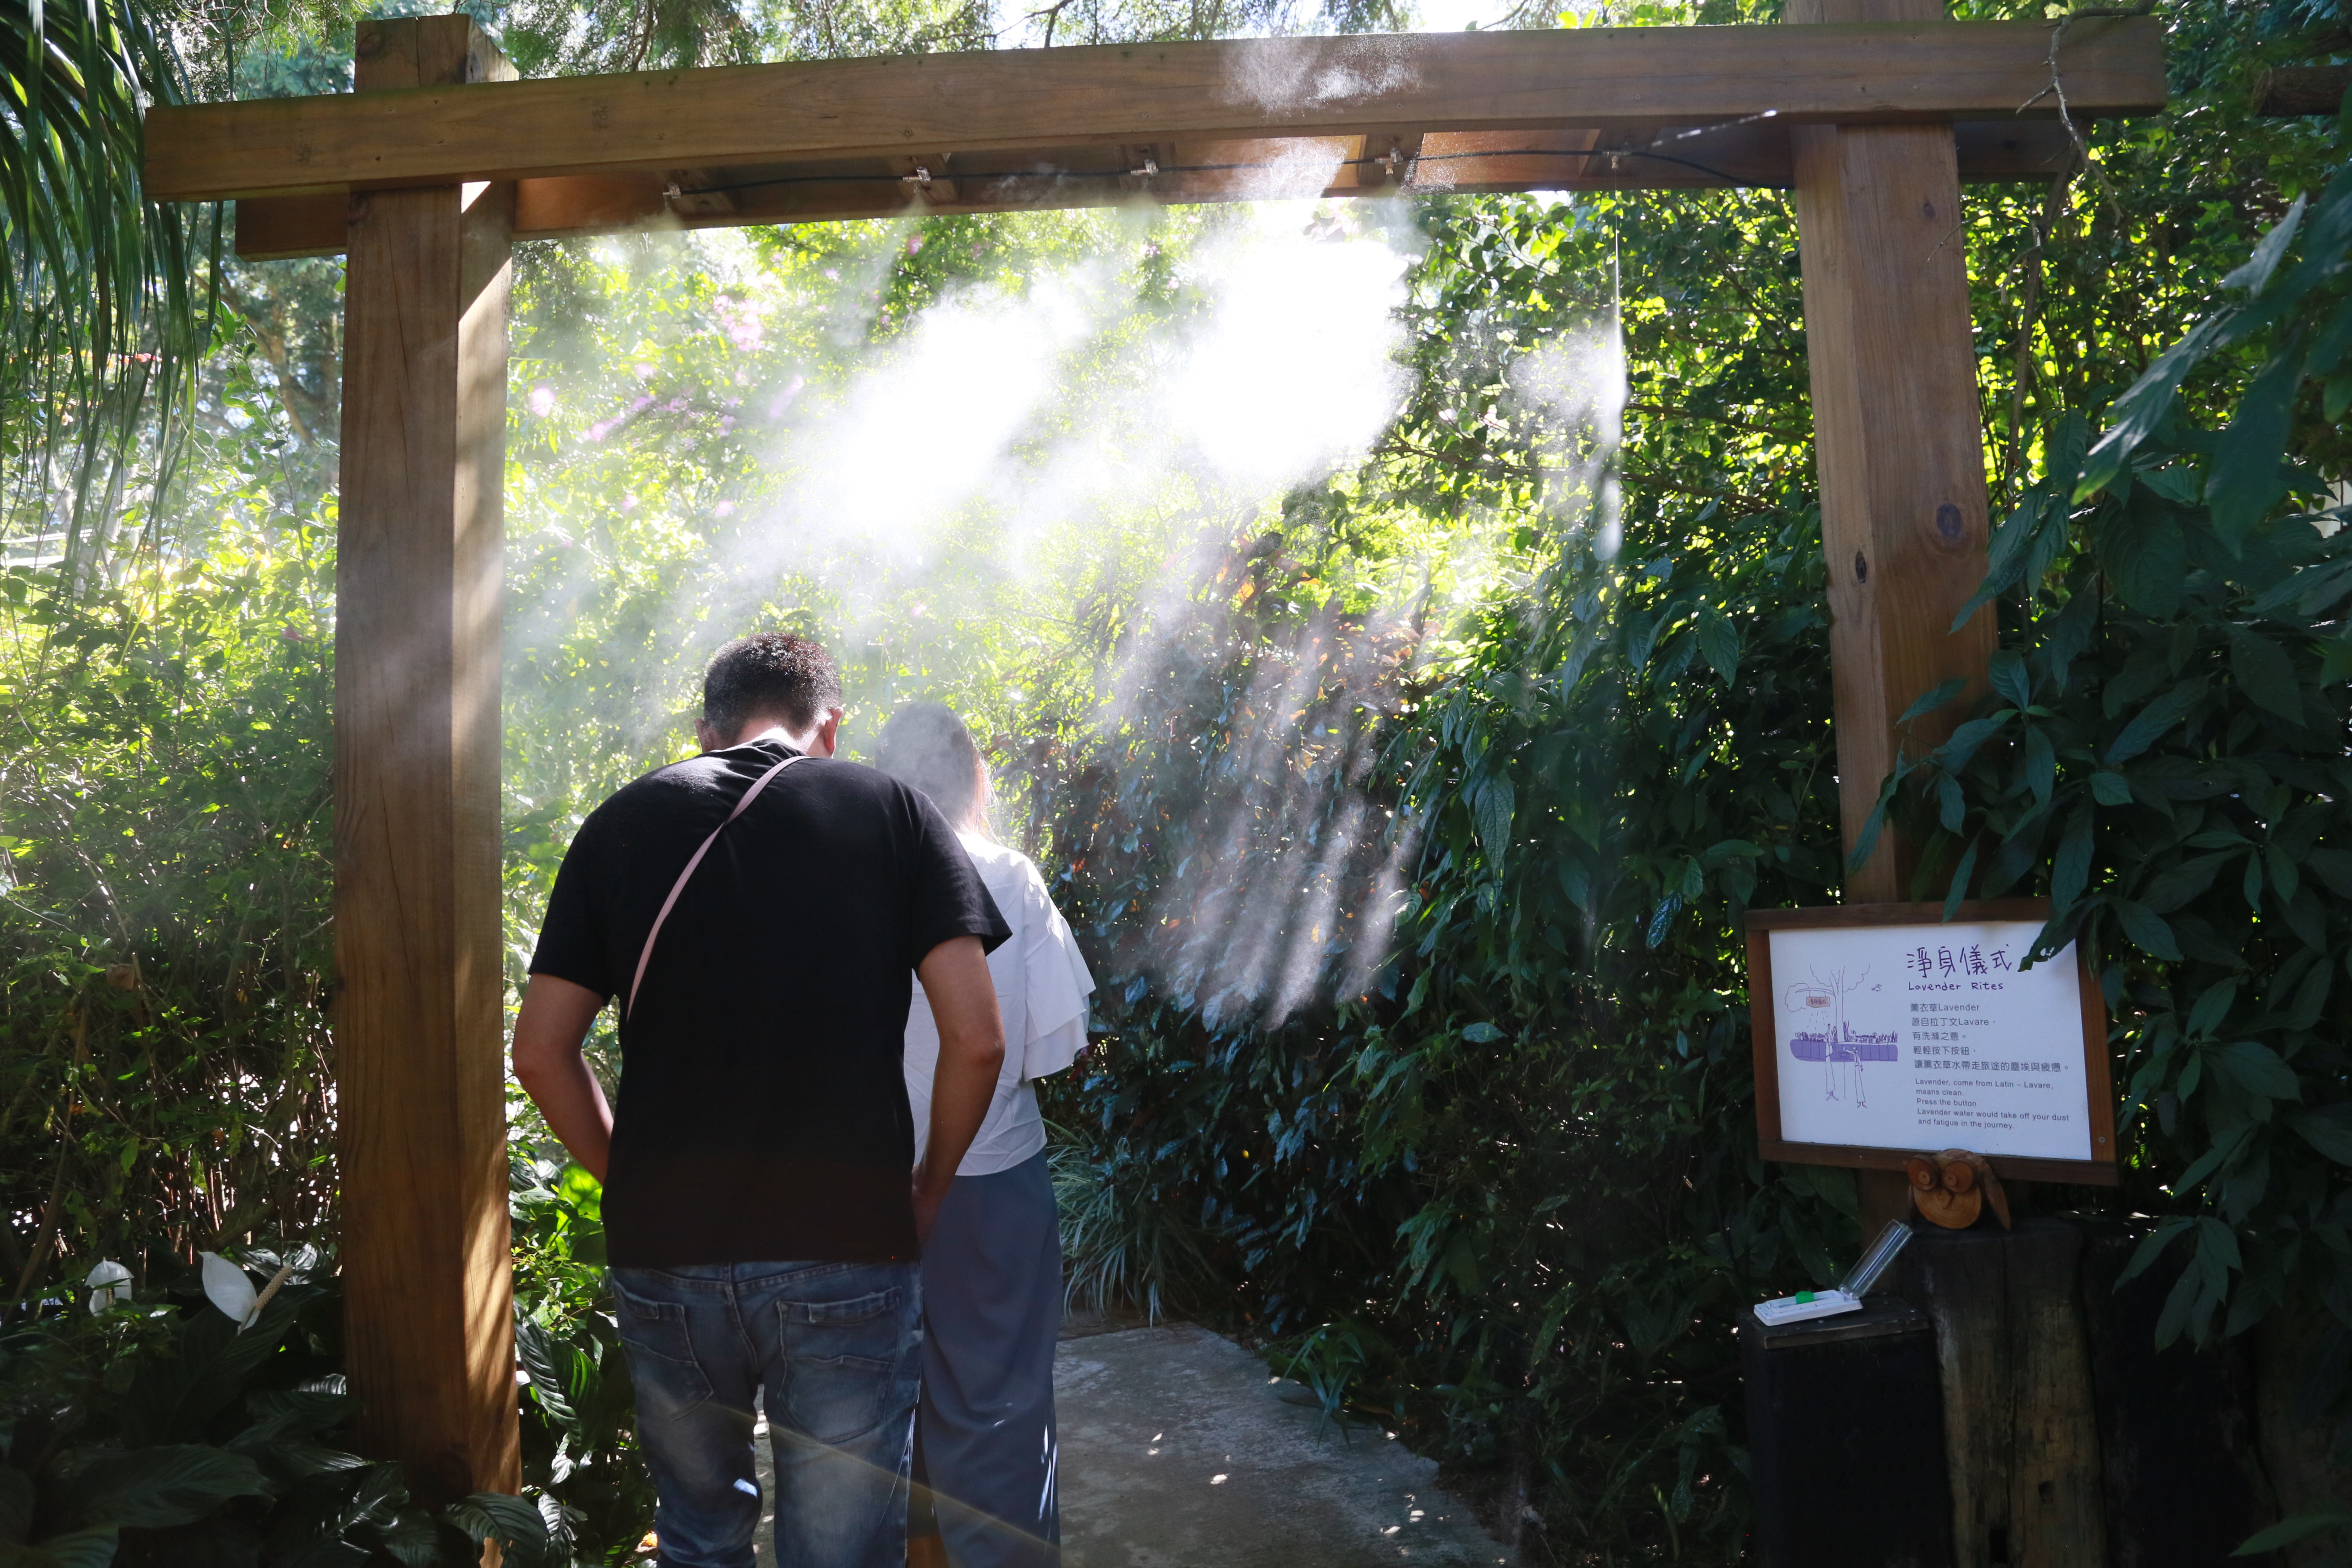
[{"left": 514, "top": 632, "right": 1009, "bottom": 1568}]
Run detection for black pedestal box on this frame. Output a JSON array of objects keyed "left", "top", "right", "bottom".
[{"left": 1740, "top": 1295, "right": 1953, "bottom": 1568}]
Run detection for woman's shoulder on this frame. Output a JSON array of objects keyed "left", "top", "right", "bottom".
[{"left": 955, "top": 830, "right": 1043, "bottom": 890}]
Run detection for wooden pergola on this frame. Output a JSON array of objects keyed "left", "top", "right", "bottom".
[{"left": 143, "top": 0, "right": 2164, "bottom": 1507}]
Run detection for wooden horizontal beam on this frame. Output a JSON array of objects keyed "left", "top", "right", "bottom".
[
  {"left": 230, "top": 118, "right": 2081, "bottom": 260},
  {"left": 153, "top": 18, "right": 2163, "bottom": 206},
  {"left": 2253, "top": 63, "right": 2351, "bottom": 115}
]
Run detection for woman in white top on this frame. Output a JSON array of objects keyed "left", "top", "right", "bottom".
[{"left": 877, "top": 701, "right": 1092, "bottom": 1568}]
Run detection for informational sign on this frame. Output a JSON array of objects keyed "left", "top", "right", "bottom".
[{"left": 1745, "top": 900, "right": 2117, "bottom": 1184}]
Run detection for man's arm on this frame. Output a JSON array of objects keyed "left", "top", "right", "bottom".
[
  {"left": 512, "top": 974, "right": 616, "bottom": 1182},
  {"left": 912, "top": 934, "right": 1007, "bottom": 1240}
]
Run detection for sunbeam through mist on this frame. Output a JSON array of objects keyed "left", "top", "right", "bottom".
[{"left": 505, "top": 192, "right": 1623, "bottom": 1024}]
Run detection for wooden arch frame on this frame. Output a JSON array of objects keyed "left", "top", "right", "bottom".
[{"left": 144, "top": 4, "right": 2165, "bottom": 1501}]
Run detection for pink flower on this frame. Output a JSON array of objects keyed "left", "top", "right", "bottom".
[
  {"left": 632, "top": 395, "right": 653, "bottom": 412},
  {"left": 622, "top": 494, "right": 639, "bottom": 513},
  {"left": 634, "top": 363, "right": 655, "bottom": 380},
  {"left": 719, "top": 416, "right": 736, "bottom": 432},
  {"left": 587, "top": 420, "right": 615, "bottom": 442},
  {"left": 527, "top": 384, "right": 556, "bottom": 417},
  {"left": 823, "top": 268, "right": 839, "bottom": 281},
  {"left": 905, "top": 236, "right": 923, "bottom": 256},
  {"left": 714, "top": 501, "right": 737, "bottom": 518},
  {"left": 667, "top": 398, "right": 688, "bottom": 413}
]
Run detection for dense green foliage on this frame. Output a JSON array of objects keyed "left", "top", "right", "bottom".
[
  {"left": 0, "top": 0, "right": 212, "bottom": 578},
  {"left": 0, "top": 1256, "right": 560, "bottom": 1566},
  {"left": 0, "top": 0, "right": 2347, "bottom": 1560},
  {"left": 1035, "top": 22, "right": 2352, "bottom": 1562}
]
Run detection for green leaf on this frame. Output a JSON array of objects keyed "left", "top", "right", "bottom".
[
  {"left": 2185, "top": 977, "right": 2239, "bottom": 1038},
  {"left": 444, "top": 1493, "right": 551, "bottom": 1568},
  {"left": 2024, "top": 725, "right": 2055, "bottom": 808},
  {"left": 56, "top": 1446, "right": 270, "bottom": 1531},
  {"left": 1846, "top": 763, "right": 1908, "bottom": 875},
  {"left": 1473, "top": 776, "right": 1515, "bottom": 870},
  {"left": 2323, "top": 632, "right": 2352, "bottom": 686},
  {"left": 1988, "top": 649, "right": 2032, "bottom": 711},
  {"left": 2207, "top": 347, "right": 2304, "bottom": 550},
  {"left": 1937, "top": 772, "right": 1966, "bottom": 833},
  {"left": 2111, "top": 899, "right": 2183, "bottom": 962},
  {"left": 2091, "top": 487, "right": 2186, "bottom": 619},
  {"left": 1942, "top": 840, "right": 1979, "bottom": 923},
  {"left": 2214, "top": 1041, "right": 2300, "bottom": 1102},
  {"left": 2221, "top": 193, "right": 2306, "bottom": 296},
  {"left": 2089, "top": 772, "right": 2133, "bottom": 806},
  {"left": 1953, "top": 492, "right": 2057, "bottom": 629},
  {"left": 2170, "top": 1126, "right": 2244, "bottom": 1197},
  {"left": 1460, "top": 1022, "right": 1505, "bottom": 1044},
  {"left": 2233, "top": 1510, "right": 2352, "bottom": 1556},
  {"left": 0, "top": 1528, "right": 120, "bottom": 1568},
  {"left": 2307, "top": 292, "right": 2352, "bottom": 379},
  {"left": 1936, "top": 714, "right": 2011, "bottom": 773},
  {"left": 1694, "top": 610, "right": 1740, "bottom": 684},
  {"left": 2118, "top": 1217, "right": 2192, "bottom": 1286},
  {"left": 2308, "top": 848, "right": 2352, "bottom": 898},
  {"left": 2287, "top": 1106, "right": 2352, "bottom": 1166},
  {"left": 2226, "top": 627, "right": 2302, "bottom": 721},
  {"left": 2051, "top": 806, "right": 2094, "bottom": 916},
  {"left": 2104, "top": 681, "right": 2205, "bottom": 766},
  {"left": 2078, "top": 312, "right": 2234, "bottom": 499},
  {"left": 1899, "top": 677, "right": 1967, "bottom": 725}
]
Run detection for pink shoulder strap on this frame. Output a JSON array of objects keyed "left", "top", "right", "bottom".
[{"left": 625, "top": 752, "right": 804, "bottom": 1021}]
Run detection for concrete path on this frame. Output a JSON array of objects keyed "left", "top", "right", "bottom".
[
  {"left": 749, "top": 1322, "right": 1511, "bottom": 1565},
  {"left": 1055, "top": 1323, "right": 1513, "bottom": 1568}
]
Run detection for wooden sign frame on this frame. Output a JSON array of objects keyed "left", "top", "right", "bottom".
[{"left": 1746, "top": 898, "right": 2118, "bottom": 1185}]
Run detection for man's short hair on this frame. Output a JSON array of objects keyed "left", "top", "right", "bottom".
[
  {"left": 702, "top": 633, "right": 842, "bottom": 737},
  {"left": 874, "top": 700, "right": 983, "bottom": 827}
]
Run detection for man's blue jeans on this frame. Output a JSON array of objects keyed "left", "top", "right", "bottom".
[{"left": 609, "top": 1261, "right": 922, "bottom": 1568}]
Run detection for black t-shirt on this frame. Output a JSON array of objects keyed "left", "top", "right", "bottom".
[{"left": 528, "top": 738, "right": 1010, "bottom": 1267}]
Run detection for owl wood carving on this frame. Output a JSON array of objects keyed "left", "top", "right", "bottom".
[{"left": 1905, "top": 1148, "right": 2011, "bottom": 1230}]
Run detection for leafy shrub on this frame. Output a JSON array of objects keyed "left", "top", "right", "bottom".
[
  {"left": 0, "top": 1255, "right": 559, "bottom": 1567},
  {"left": 508, "top": 1156, "right": 657, "bottom": 1565},
  {"left": 1869, "top": 93, "right": 2352, "bottom": 1408}
]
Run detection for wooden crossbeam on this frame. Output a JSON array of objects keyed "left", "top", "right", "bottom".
[
  {"left": 229, "top": 118, "right": 2082, "bottom": 260},
  {"left": 147, "top": 18, "right": 2163, "bottom": 208}
]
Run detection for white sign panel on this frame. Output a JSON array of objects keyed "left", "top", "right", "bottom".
[{"left": 1768, "top": 920, "right": 2093, "bottom": 1162}]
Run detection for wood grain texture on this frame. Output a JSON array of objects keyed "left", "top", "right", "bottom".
[
  {"left": 230, "top": 119, "right": 2082, "bottom": 258},
  {"left": 1905, "top": 1221, "right": 2110, "bottom": 1568},
  {"left": 334, "top": 14, "right": 520, "bottom": 1508},
  {"left": 2078, "top": 1225, "right": 2275, "bottom": 1568},
  {"left": 2253, "top": 63, "right": 2352, "bottom": 116},
  {"left": 1793, "top": 115, "right": 1999, "bottom": 904},
  {"left": 147, "top": 17, "right": 2165, "bottom": 202}
]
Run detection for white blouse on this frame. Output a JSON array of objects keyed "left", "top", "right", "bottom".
[{"left": 904, "top": 830, "right": 1095, "bottom": 1176}]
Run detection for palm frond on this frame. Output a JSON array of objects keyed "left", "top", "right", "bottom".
[{"left": 0, "top": 0, "right": 214, "bottom": 582}]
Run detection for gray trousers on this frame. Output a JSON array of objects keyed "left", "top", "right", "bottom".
[{"left": 913, "top": 1149, "right": 1061, "bottom": 1568}]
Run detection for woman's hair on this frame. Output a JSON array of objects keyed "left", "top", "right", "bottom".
[{"left": 874, "top": 700, "right": 985, "bottom": 828}]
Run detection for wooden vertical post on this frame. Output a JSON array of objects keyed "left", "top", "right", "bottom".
[
  {"left": 1785, "top": 7, "right": 2104, "bottom": 1563},
  {"left": 1788, "top": 0, "right": 1999, "bottom": 908},
  {"left": 335, "top": 14, "right": 520, "bottom": 1506},
  {"left": 1790, "top": 0, "right": 2000, "bottom": 1256}
]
